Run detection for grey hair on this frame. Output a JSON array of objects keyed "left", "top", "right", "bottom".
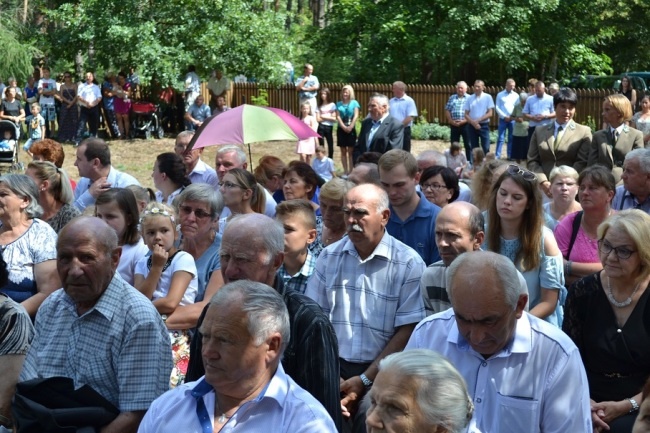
[
  {"left": 217, "top": 145, "right": 247, "bottom": 166},
  {"left": 225, "top": 213, "right": 284, "bottom": 265},
  {"left": 175, "top": 130, "right": 195, "bottom": 147},
  {"left": 625, "top": 148, "right": 650, "bottom": 173},
  {"left": 417, "top": 150, "right": 447, "bottom": 168},
  {"left": 175, "top": 183, "right": 224, "bottom": 219},
  {"left": 446, "top": 251, "right": 524, "bottom": 309},
  {"left": 0, "top": 174, "right": 43, "bottom": 218},
  {"left": 378, "top": 349, "right": 474, "bottom": 433},
  {"left": 369, "top": 94, "right": 389, "bottom": 108},
  {"left": 549, "top": 165, "right": 579, "bottom": 183},
  {"left": 348, "top": 184, "right": 389, "bottom": 214},
  {"left": 209, "top": 280, "right": 290, "bottom": 352}
]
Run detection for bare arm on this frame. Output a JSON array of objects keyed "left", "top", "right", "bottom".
[
  {"left": 22, "top": 260, "right": 60, "bottom": 317},
  {"left": 529, "top": 235, "right": 562, "bottom": 320},
  {"left": 165, "top": 270, "right": 224, "bottom": 329},
  {"left": 0, "top": 354, "right": 25, "bottom": 425},
  {"left": 100, "top": 410, "right": 145, "bottom": 433},
  {"left": 151, "top": 270, "right": 193, "bottom": 314}
]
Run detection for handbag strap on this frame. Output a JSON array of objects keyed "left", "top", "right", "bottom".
[{"left": 564, "top": 211, "right": 583, "bottom": 260}]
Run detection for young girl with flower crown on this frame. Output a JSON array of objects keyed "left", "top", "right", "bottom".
[{"left": 134, "top": 202, "right": 198, "bottom": 387}]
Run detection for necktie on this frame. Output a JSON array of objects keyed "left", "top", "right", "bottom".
[
  {"left": 554, "top": 126, "right": 564, "bottom": 151},
  {"left": 611, "top": 129, "right": 619, "bottom": 145}
]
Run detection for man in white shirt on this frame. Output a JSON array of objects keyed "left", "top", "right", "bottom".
[
  {"left": 207, "top": 68, "right": 231, "bottom": 110},
  {"left": 464, "top": 80, "right": 494, "bottom": 155},
  {"left": 75, "top": 71, "right": 103, "bottom": 145},
  {"left": 173, "top": 131, "right": 219, "bottom": 190},
  {"left": 523, "top": 81, "right": 555, "bottom": 145},
  {"left": 138, "top": 280, "right": 337, "bottom": 432},
  {"left": 184, "top": 65, "right": 201, "bottom": 112},
  {"left": 495, "top": 79, "right": 520, "bottom": 159},
  {"left": 406, "top": 251, "right": 592, "bottom": 432},
  {"left": 389, "top": 81, "right": 418, "bottom": 153},
  {"left": 37, "top": 66, "right": 57, "bottom": 138}
]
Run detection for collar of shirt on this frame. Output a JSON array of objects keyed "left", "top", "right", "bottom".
[
  {"left": 342, "top": 229, "right": 393, "bottom": 262},
  {"left": 447, "top": 311, "right": 533, "bottom": 359},
  {"left": 611, "top": 124, "right": 624, "bottom": 135},
  {"left": 61, "top": 273, "right": 123, "bottom": 320},
  {"left": 389, "top": 191, "right": 439, "bottom": 224}
]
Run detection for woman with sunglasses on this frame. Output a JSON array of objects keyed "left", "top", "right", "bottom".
[
  {"left": 485, "top": 164, "right": 565, "bottom": 326},
  {"left": 164, "top": 184, "right": 225, "bottom": 330},
  {"left": 56, "top": 72, "right": 78, "bottom": 143},
  {"left": 563, "top": 210, "right": 650, "bottom": 433},
  {"left": 554, "top": 165, "right": 615, "bottom": 287}
]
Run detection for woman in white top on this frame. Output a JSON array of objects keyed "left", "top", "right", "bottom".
[
  {"left": 631, "top": 95, "right": 650, "bottom": 145},
  {"left": 152, "top": 152, "right": 191, "bottom": 205}
]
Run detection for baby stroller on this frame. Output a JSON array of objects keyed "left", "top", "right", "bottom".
[
  {"left": 130, "top": 101, "right": 165, "bottom": 140},
  {"left": 0, "top": 120, "right": 20, "bottom": 172}
]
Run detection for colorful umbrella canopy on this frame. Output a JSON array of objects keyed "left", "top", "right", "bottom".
[{"left": 188, "top": 104, "right": 320, "bottom": 150}]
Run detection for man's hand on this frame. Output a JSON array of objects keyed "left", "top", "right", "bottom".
[
  {"left": 89, "top": 176, "right": 111, "bottom": 198},
  {"left": 340, "top": 376, "right": 365, "bottom": 418},
  {"left": 540, "top": 180, "right": 552, "bottom": 198}
]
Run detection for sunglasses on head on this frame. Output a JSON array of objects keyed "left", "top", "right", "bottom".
[{"left": 507, "top": 164, "right": 537, "bottom": 182}]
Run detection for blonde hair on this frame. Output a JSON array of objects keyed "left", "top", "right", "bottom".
[
  {"left": 604, "top": 93, "right": 633, "bottom": 122},
  {"left": 227, "top": 168, "right": 266, "bottom": 214},
  {"left": 341, "top": 85, "right": 356, "bottom": 100},
  {"left": 140, "top": 201, "right": 177, "bottom": 227},
  {"left": 27, "top": 161, "right": 73, "bottom": 204}
]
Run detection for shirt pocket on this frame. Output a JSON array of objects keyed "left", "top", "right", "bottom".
[{"left": 495, "top": 393, "right": 540, "bottom": 433}]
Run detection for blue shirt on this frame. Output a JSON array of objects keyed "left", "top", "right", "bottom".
[
  {"left": 389, "top": 94, "right": 418, "bottom": 126},
  {"left": 74, "top": 166, "right": 140, "bottom": 211},
  {"left": 495, "top": 89, "right": 520, "bottom": 119},
  {"left": 21, "top": 273, "right": 173, "bottom": 411},
  {"left": 445, "top": 94, "right": 467, "bottom": 121},
  {"left": 188, "top": 103, "right": 211, "bottom": 123},
  {"left": 295, "top": 75, "right": 320, "bottom": 100},
  {"left": 612, "top": 184, "right": 650, "bottom": 213},
  {"left": 193, "top": 233, "right": 222, "bottom": 302},
  {"left": 278, "top": 250, "right": 316, "bottom": 294},
  {"left": 138, "top": 364, "right": 337, "bottom": 433},
  {"left": 523, "top": 93, "right": 555, "bottom": 127},
  {"left": 386, "top": 192, "right": 441, "bottom": 265},
  {"left": 188, "top": 159, "right": 219, "bottom": 190},
  {"left": 464, "top": 92, "right": 495, "bottom": 121}
]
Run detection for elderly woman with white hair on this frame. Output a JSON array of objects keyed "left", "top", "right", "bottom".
[
  {"left": 366, "top": 349, "right": 473, "bottom": 433},
  {"left": 543, "top": 165, "right": 581, "bottom": 230},
  {"left": 0, "top": 174, "right": 60, "bottom": 317},
  {"left": 318, "top": 177, "right": 354, "bottom": 247}
]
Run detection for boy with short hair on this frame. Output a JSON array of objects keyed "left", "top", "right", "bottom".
[
  {"left": 23, "top": 102, "right": 45, "bottom": 157},
  {"left": 312, "top": 145, "right": 336, "bottom": 182},
  {"left": 275, "top": 199, "right": 318, "bottom": 294},
  {"left": 37, "top": 66, "right": 57, "bottom": 137}
]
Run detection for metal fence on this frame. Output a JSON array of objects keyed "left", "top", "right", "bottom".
[{"left": 200, "top": 82, "right": 615, "bottom": 129}]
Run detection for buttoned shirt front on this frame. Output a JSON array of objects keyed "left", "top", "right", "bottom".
[
  {"left": 21, "top": 274, "right": 172, "bottom": 411},
  {"left": 295, "top": 74, "right": 320, "bottom": 100},
  {"left": 523, "top": 94, "right": 555, "bottom": 127},
  {"left": 188, "top": 103, "right": 211, "bottom": 123},
  {"left": 77, "top": 82, "right": 102, "bottom": 105},
  {"left": 446, "top": 94, "right": 467, "bottom": 121},
  {"left": 389, "top": 94, "right": 418, "bottom": 127},
  {"left": 74, "top": 166, "right": 140, "bottom": 211},
  {"left": 495, "top": 89, "right": 520, "bottom": 119},
  {"left": 137, "top": 364, "right": 337, "bottom": 433},
  {"left": 464, "top": 92, "right": 495, "bottom": 121},
  {"left": 406, "top": 309, "right": 592, "bottom": 433},
  {"left": 305, "top": 231, "right": 426, "bottom": 363}
]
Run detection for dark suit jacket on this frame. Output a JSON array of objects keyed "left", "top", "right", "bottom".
[
  {"left": 588, "top": 125, "right": 645, "bottom": 183},
  {"left": 526, "top": 120, "right": 592, "bottom": 182},
  {"left": 353, "top": 114, "right": 404, "bottom": 162}
]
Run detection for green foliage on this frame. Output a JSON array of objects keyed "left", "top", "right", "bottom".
[
  {"left": 250, "top": 88, "right": 269, "bottom": 106},
  {"left": 43, "top": 0, "right": 293, "bottom": 86},
  {"left": 0, "top": 27, "right": 39, "bottom": 82},
  {"left": 412, "top": 119, "right": 450, "bottom": 141}
]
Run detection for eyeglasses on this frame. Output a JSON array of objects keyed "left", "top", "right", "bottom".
[
  {"left": 179, "top": 206, "right": 211, "bottom": 219},
  {"left": 507, "top": 164, "right": 537, "bottom": 182},
  {"left": 421, "top": 183, "right": 447, "bottom": 191},
  {"left": 598, "top": 239, "right": 636, "bottom": 260},
  {"left": 219, "top": 181, "right": 243, "bottom": 189}
]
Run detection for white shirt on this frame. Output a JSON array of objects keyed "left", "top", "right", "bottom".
[
  {"left": 406, "top": 310, "right": 592, "bottom": 433},
  {"left": 135, "top": 250, "right": 198, "bottom": 307},
  {"left": 137, "top": 364, "right": 337, "bottom": 433},
  {"left": 188, "top": 159, "right": 219, "bottom": 190},
  {"left": 37, "top": 78, "right": 57, "bottom": 105},
  {"left": 117, "top": 239, "right": 150, "bottom": 286}
]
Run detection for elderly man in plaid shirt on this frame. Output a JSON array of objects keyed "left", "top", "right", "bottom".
[
  {"left": 445, "top": 81, "right": 471, "bottom": 161},
  {"left": 305, "top": 183, "right": 426, "bottom": 433}
]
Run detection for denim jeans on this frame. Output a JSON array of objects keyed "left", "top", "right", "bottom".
[
  {"left": 467, "top": 122, "right": 490, "bottom": 155},
  {"left": 496, "top": 118, "right": 514, "bottom": 158}
]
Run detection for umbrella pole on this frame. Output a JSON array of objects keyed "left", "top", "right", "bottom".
[{"left": 248, "top": 143, "right": 254, "bottom": 170}]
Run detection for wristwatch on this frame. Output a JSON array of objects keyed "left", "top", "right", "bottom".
[
  {"left": 628, "top": 398, "right": 640, "bottom": 413},
  {"left": 359, "top": 373, "right": 373, "bottom": 388}
]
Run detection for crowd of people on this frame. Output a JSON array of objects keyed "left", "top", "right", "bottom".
[{"left": 1, "top": 67, "right": 650, "bottom": 433}]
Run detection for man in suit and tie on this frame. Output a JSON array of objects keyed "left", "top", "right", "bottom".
[
  {"left": 588, "top": 93, "right": 645, "bottom": 184},
  {"left": 353, "top": 94, "right": 403, "bottom": 163},
  {"left": 527, "top": 88, "right": 592, "bottom": 197}
]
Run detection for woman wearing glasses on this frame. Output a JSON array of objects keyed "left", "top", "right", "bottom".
[
  {"left": 218, "top": 168, "right": 266, "bottom": 232},
  {"left": 485, "top": 164, "right": 565, "bottom": 326},
  {"left": 554, "top": 165, "right": 615, "bottom": 287},
  {"left": 164, "top": 184, "right": 225, "bottom": 330},
  {"left": 419, "top": 166, "right": 459, "bottom": 208},
  {"left": 563, "top": 210, "right": 650, "bottom": 433}
]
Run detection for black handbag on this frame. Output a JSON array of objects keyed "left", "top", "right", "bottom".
[{"left": 12, "top": 377, "right": 119, "bottom": 433}]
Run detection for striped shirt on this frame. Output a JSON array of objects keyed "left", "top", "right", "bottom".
[
  {"left": 305, "top": 231, "right": 426, "bottom": 363},
  {"left": 0, "top": 293, "right": 34, "bottom": 356},
  {"left": 20, "top": 274, "right": 172, "bottom": 411}
]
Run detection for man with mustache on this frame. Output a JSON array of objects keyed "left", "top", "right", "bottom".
[{"left": 305, "top": 183, "right": 426, "bottom": 433}]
